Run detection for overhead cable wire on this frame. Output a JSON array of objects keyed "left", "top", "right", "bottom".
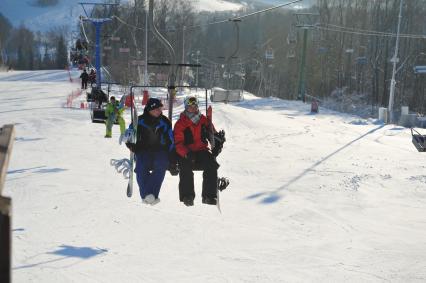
[
  {"left": 80, "top": 17, "right": 91, "bottom": 44},
  {"left": 232, "top": 0, "right": 302, "bottom": 21},
  {"left": 316, "top": 24, "right": 426, "bottom": 39},
  {"left": 112, "top": 0, "right": 302, "bottom": 32}
]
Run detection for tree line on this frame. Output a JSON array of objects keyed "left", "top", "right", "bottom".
[
  {"left": 91, "top": 0, "right": 426, "bottom": 115},
  {"left": 2, "top": 0, "right": 426, "bottom": 116},
  {"left": 0, "top": 12, "right": 68, "bottom": 71}
]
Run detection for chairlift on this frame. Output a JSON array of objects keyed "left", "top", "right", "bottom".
[
  {"left": 131, "top": 60, "right": 145, "bottom": 66},
  {"left": 287, "top": 32, "right": 297, "bottom": 45},
  {"left": 414, "top": 66, "right": 426, "bottom": 74},
  {"left": 317, "top": 47, "right": 328, "bottom": 54},
  {"left": 287, "top": 49, "right": 296, "bottom": 59},
  {"left": 413, "top": 53, "right": 426, "bottom": 74},
  {"left": 356, "top": 56, "right": 368, "bottom": 65},
  {"left": 119, "top": 48, "right": 130, "bottom": 53},
  {"left": 265, "top": 49, "right": 274, "bottom": 60},
  {"left": 411, "top": 128, "right": 426, "bottom": 152}
]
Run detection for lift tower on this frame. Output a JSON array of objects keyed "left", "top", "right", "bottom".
[{"left": 79, "top": 2, "right": 118, "bottom": 89}]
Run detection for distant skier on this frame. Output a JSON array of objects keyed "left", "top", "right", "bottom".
[
  {"left": 89, "top": 69, "right": 96, "bottom": 87},
  {"left": 105, "top": 96, "right": 125, "bottom": 138},
  {"left": 79, "top": 69, "right": 89, "bottom": 89},
  {"left": 173, "top": 96, "right": 219, "bottom": 207},
  {"left": 125, "top": 98, "right": 176, "bottom": 205}
]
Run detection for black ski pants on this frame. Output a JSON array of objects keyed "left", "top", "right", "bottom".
[{"left": 178, "top": 150, "right": 219, "bottom": 202}]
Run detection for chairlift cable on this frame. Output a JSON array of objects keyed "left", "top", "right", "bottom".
[
  {"left": 79, "top": 17, "right": 91, "bottom": 44},
  {"left": 324, "top": 23, "right": 426, "bottom": 38},
  {"left": 111, "top": 0, "right": 302, "bottom": 32},
  {"left": 316, "top": 24, "right": 426, "bottom": 40}
]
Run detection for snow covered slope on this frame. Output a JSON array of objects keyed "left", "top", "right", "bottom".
[
  {"left": 0, "top": 0, "right": 84, "bottom": 31},
  {"left": 195, "top": 0, "right": 244, "bottom": 11},
  {"left": 1, "top": 70, "right": 426, "bottom": 282}
]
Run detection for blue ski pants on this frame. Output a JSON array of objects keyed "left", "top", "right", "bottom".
[{"left": 135, "top": 151, "right": 169, "bottom": 199}]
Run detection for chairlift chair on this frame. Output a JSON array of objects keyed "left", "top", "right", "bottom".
[
  {"left": 287, "top": 49, "right": 296, "bottom": 59},
  {"left": 265, "top": 49, "right": 274, "bottom": 60},
  {"left": 411, "top": 128, "right": 426, "bottom": 152},
  {"left": 287, "top": 32, "right": 297, "bottom": 45}
]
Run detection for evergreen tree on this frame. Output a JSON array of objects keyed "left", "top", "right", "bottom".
[
  {"left": 0, "top": 13, "right": 12, "bottom": 66},
  {"left": 55, "top": 35, "right": 68, "bottom": 69},
  {"left": 42, "top": 43, "right": 51, "bottom": 69}
]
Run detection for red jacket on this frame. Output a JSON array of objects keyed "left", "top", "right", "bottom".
[{"left": 174, "top": 112, "right": 211, "bottom": 158}]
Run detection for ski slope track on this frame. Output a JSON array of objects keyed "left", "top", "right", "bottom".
[{"left": 1, "top": 70, "right": 426, "bottom": 282}]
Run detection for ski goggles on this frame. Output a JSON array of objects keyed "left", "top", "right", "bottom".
[{"left": 186, "top": 97, "right": 198, "bottom": 107}]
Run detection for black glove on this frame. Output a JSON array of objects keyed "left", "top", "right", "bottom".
[
  {"left": 212, "top": 130, "right": 226, "bottom": 157},
  {"left": 168, "top": 162, "right": 179, "bottom": 176},
  {"left": 126, "top": 143, "right": 136, "bottom": 152},
  {"left": 212, "top": 146, "right": 222, "bottom": 157}
]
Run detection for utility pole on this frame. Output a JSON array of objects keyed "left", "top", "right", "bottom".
[
  {"left": 294, "top": 13, "right": 318, "bottom": 102},
  {"left": 388, "top": 0, "right": 404, "bottom": 124}
]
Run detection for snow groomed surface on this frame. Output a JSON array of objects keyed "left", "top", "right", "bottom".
[{"left": 1, "top": 70, "right": 426, "bottom": 282}]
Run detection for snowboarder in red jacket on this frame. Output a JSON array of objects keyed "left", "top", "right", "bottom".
[{"left": 173, "top": 96, "right": 219, "bottom": 206}]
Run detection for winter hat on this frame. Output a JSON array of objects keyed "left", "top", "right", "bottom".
[
  {"left": 145, "top": 98, "right": 163, "bottom": 112},
  {"left": 184, "top": 96, "right": 199, "bottom": 109}
]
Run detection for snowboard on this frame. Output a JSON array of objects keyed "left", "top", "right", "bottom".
[
  {"left": 127, "top": 92, "right": 138, "bottom": 197},
  {"left": 207, "top": 105, "right": 230, "bottom": 212}
]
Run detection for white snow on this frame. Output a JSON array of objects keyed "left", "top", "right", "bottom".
[
  {"left": 1, "top": 70, "right": 426, "bottom": 282},
  {"left": 194, "top": 0, "right": 243, "bottom": 12}
]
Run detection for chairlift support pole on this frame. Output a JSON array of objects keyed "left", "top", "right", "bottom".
[
  {"left": 79, "top": 2, "right": 117, "bottom": 90},
  {"left": 226, "top": 19, "right": 241, "bottom": 101},
  {"left": 297, "top": 27, "right": 308, "bottom": 102},
  {"left": 144, "top": 5, "right": 149, "bottom": 87},
  {"left": 388, "top": 0, "right": 404, "bottom": 124},
  {"left": 294, "top": 13, "right": 319, "bottom": 102},
  {"left": 93, "top": 19, "right": 111, "bottom": 88},
  {"left": 149, "top": 0, "right": 177, "bottom": 121}
]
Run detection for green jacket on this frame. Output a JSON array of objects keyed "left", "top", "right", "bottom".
[{"left": 105, "top": 101, "right": 124, "bottom": 119}]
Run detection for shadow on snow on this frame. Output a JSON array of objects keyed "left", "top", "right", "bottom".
[
  {"left": 246, "top": 124, "right": 386, "bottom": 204},
  {"left": 7, "top": 166, "right": 67, "bottom": 175},
  {"left": 13, "top": 245, "right": 108, "bottom": 270}
]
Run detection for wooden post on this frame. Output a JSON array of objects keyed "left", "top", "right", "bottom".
[{"left": 0, "top": 124, "right": 15, "bottom": 283}]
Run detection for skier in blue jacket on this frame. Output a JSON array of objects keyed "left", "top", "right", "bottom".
[{"left": 125, "top": 98, "right": 177, "bottom": 205}]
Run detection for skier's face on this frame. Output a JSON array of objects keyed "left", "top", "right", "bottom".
[
  {"left": 149, "top": 107, "right": 163, "bottom": 117},
  {"left": 186, "top": 105, "right": 198, "bottom": 113}
]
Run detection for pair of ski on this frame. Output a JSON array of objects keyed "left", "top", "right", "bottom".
[{"left": 125, "top": 100, "right": 228, "bottom": 212}]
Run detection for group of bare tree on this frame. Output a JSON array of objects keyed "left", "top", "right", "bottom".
[
  {"left": 81, "top": 0, "right": 196, "bottom": 85},
  {"left": 2, "top": 0, "right": 420, "bottom": 117},
  {"left": 309, "top": 0, "right": 426, "bottom": 116}
]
